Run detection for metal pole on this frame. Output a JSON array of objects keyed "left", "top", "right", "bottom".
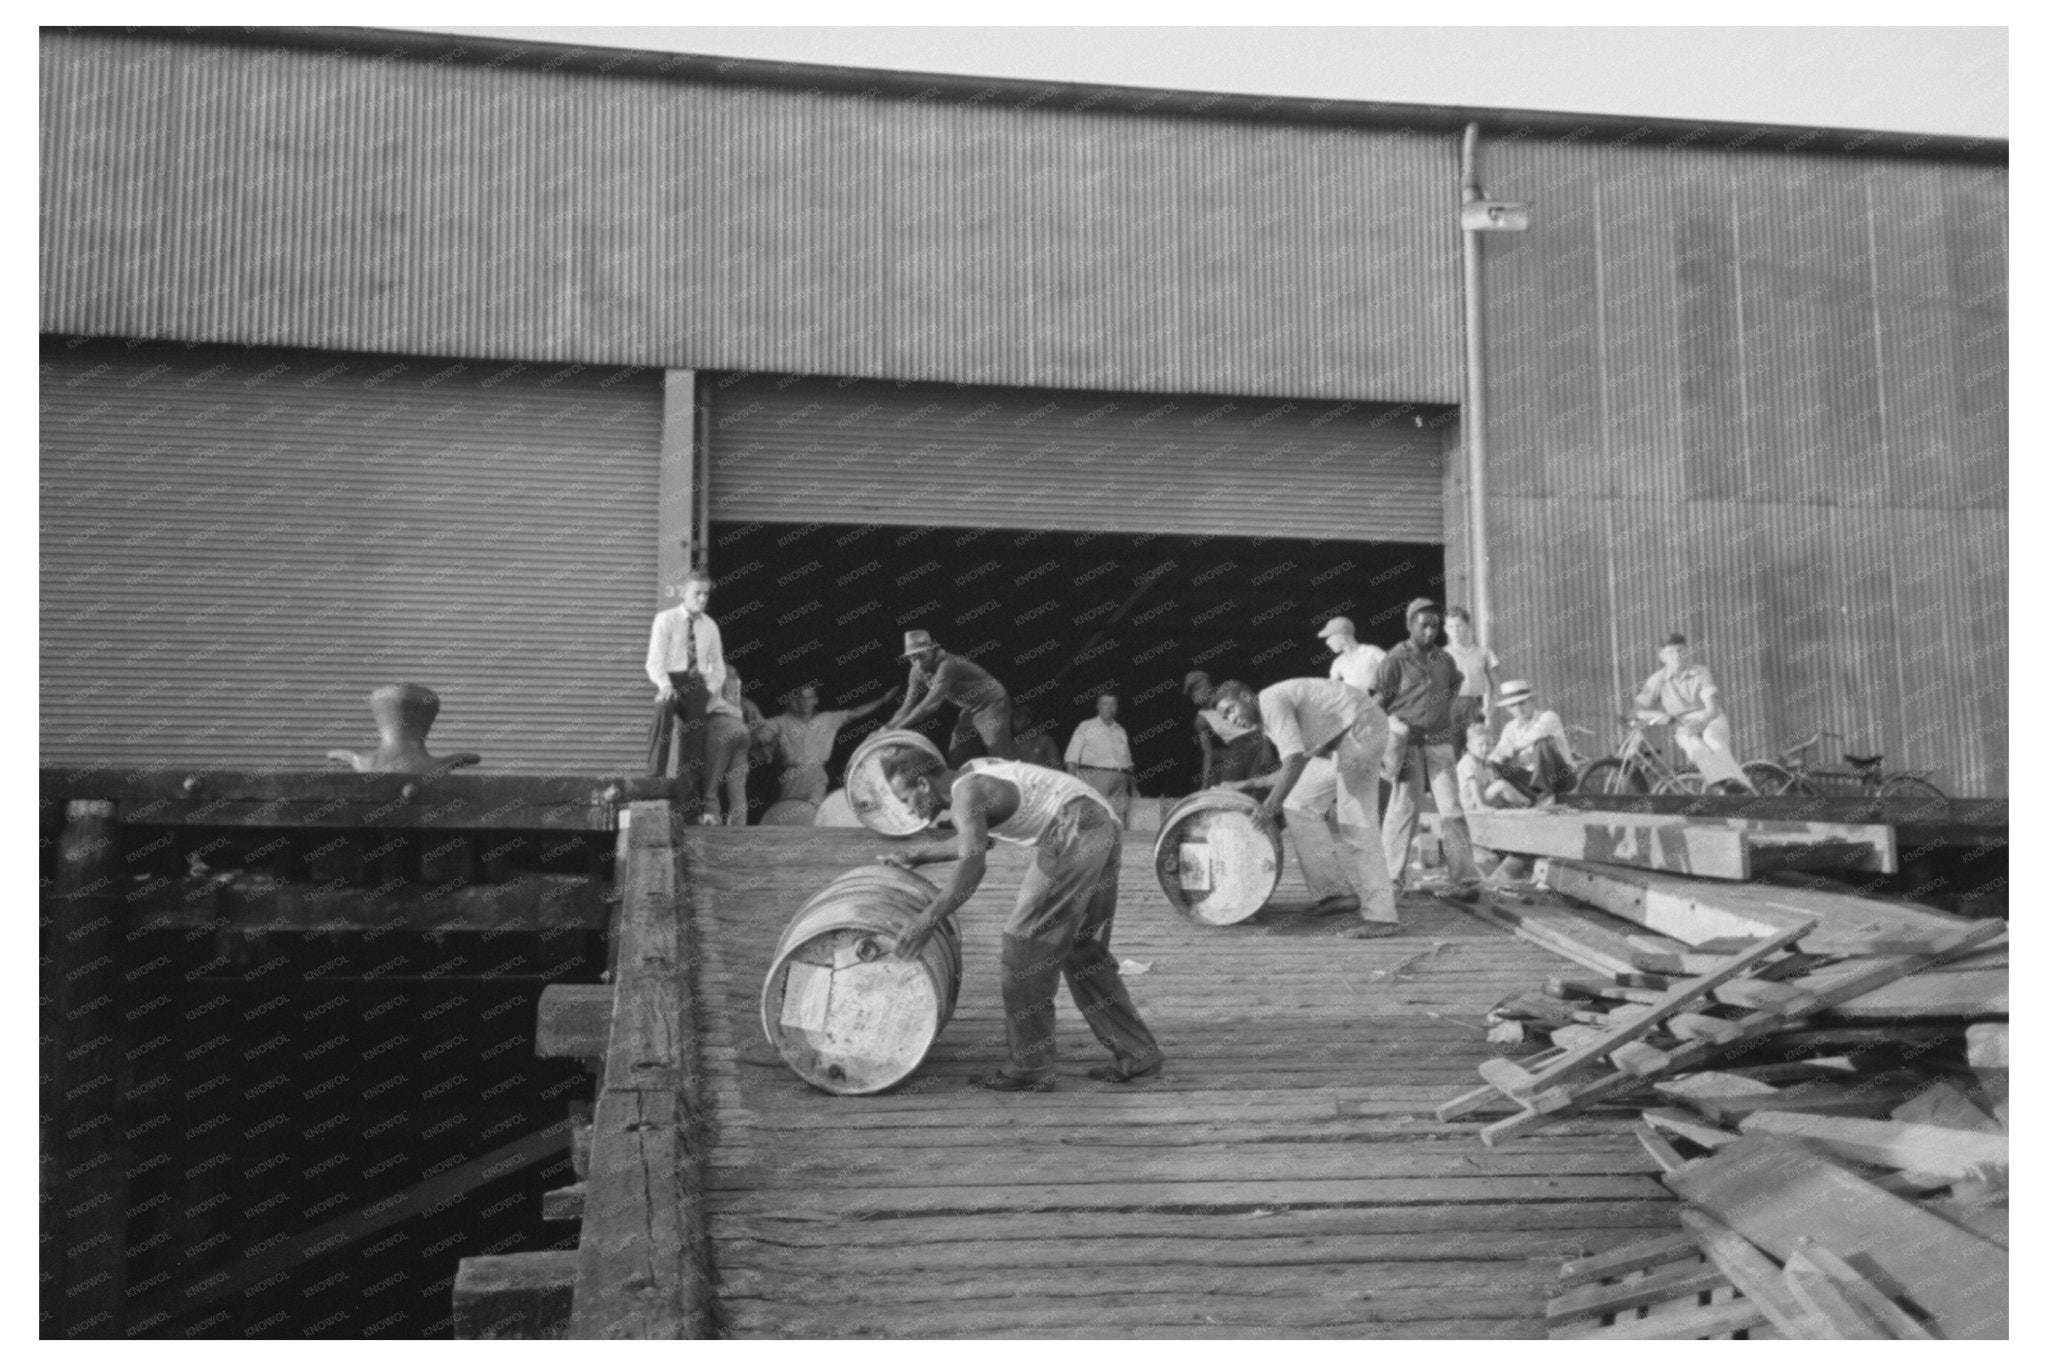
[{"left": 1458, "top": 121, "right": 1493, "bottom": 649}]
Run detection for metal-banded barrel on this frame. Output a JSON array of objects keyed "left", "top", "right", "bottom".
[
  {"left": 759, "top": 799, "right": 818, "bottom": 826},
  {"left": 844, "top": 729, "right": 945, "bottom": 837},
  {"left": 760, "top": 864, "right": 964, "bottom": 1095},
  {"left": 1153, "top": 789, "right": 1285, "bottom": 926}
]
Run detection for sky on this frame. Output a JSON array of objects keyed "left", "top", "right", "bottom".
[{"left": 395, "top": 25, "right": 2008, "bottom": 139}]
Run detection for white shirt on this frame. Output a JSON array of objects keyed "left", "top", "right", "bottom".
[
  {"left": 1490, "top": 709, "right": 1575, "bottom": 767},
  {"left": 1330, "top": 643, "right": 1387, "bottom": 693},
  {"left": 1257, "top": 678, "right": 1379, "bottom": 761},
  {"left": 644, "top": 606, "right": 727, "bottom": 702},
  {"left": 961, "top": 759, "right": 1119, "bottom": 844},
  {"left": 1065, "top": 718, "right": 1135, "bottom": 770}
]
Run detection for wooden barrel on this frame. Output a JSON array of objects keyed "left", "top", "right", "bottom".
[
  {"left": 1153, "top": 789, "right": 1285, "bottom": 926},
  {"left": 760, "top": 799, "right": 818, "bottom": 827},
  {"left": 813, "top": 789, "right": 861, "bottom": 827},
  {"left": 843, "top": 729, "right": 945, "bottom": 837},
  {"left": 760, "top": 864, "right": 963, "bottom": 1094}
]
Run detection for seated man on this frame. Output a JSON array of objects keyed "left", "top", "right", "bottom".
[
  {"left": 878, "top": 748, "right": 1163, "bottom": 1090},
  {"left": 1479, "top": 679, "right": 1579, "bottom": 808},
  {"left": 1633, "top": 632, "right": 1746, "bottom": 788}
]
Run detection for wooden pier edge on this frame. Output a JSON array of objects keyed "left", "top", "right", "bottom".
[{"left": 561, "top": 799, "right": 711, "bottom": 1339}]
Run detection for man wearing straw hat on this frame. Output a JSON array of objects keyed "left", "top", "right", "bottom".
[
  {"left": 878, "top": 747, "right": 1163, "bottom": 1091},
  {"left": 1478, "top": 679, "right": 1580, "bottom": 808},
  {"left": 884, "top": 629, "right": 1018, "bottom": 765}
]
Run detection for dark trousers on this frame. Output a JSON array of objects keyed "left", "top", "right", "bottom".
[
  {"left": 647, "top": 673, "right": 711, "bottom": 815},
  {"left": 1000, "top": 801, "right": 1161, "bottom": 1079},
  {"left": 1451, "top": 695, "right": 1486, "bottom": 756},
  {"left": 946, "top": 696, "right": 1017, "bottom": 767},
  {"left": 1495, "top": 738, "right": 1577, "bottom": 801}
]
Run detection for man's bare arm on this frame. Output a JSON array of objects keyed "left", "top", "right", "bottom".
[{"left": 892, "top": 777, "right": 993, "bottom": 959}]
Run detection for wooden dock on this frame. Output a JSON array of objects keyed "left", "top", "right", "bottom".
[{"left": 687, "top": 825, "right": 1672, "bottom": 1339}]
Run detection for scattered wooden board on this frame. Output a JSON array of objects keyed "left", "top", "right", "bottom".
[
  {"left": 1665, "top": 1137, "right": 2007, "bottom": 1339},
  {"left": 1737, "top": 1112, "right": 2008, "bottom": 1183}
]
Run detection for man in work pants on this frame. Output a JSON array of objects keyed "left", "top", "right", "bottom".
[
  {"left": 1374, "top": 598, "right": 1482, "bottom": 897},
  {"left": 879, "top": 750, "right": 1163, "bottom": 1090},
  {"left": 1214, "top": 677, "right": 1400, "bottom": 939}
]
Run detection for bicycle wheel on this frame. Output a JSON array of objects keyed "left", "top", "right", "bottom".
[
  {"left": 1879, "top": 775, "right": 1947, "bottom": 803},
  {"left": 1578, "top": 758, "right": 1647, "bottom": 796},
  {"left": 1741, "top": 761, "right": 1804, "bottom": 796},
  {"left": 1653, "top": 773, "right": 1706, "bottom": 796}
]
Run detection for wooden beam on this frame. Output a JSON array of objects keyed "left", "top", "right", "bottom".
[
  {"left": 1779, "top": 1248, "right": 1894, "bottom": 1338},
  {"left": 537, "top": 984, "right": 614, "bottom": 1059},
  {"left": 1479, "top": 920, "right": 1811, "bottom": 1101},
  {"left": 1677, "top": 1210, "right": 1823, "bottom": 1339},
  {"left": 1543, "top": 859, "right": 2001, "bottom": 957},
  {"left": 1788, "top": 1243, "right": 1935, "bottom": 1339},
  {"left": 1965, "top": 1023, "right": 2009, "bottom": 1127},
  {"left": 1665, "top": 1136, "right": 2007, "bottom": 1339},
  {"left": 1470, "top": 810, "right": 1757, "bottom": 879},
  {"left": 1737, "top": 1112, "right": 2008, "bottom": 1183},
  {"left": 1554, "top": 1232, "right": 1702, "bottom": 1289},
  {"left": 453, "top": 1251, "right": 578, "bottom": 1339},
  {"left": 567, "top": 801, "right": 708, "bottom": 1340},
  {"left": 1547, "top": 1255, "right": 1726, "bottom": 1323},
  {"left": 1555, "top": 791, "right": 2005, "bottom": 832},
  {"left": 1476, "top": 919, "right": 2007, "bottom": 1145}
]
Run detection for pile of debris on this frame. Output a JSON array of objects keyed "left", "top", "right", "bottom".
[{"left": 1439, "top": 808, "right": 2008, "bottom": 1340}]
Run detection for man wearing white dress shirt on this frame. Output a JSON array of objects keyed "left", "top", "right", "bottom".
[
  {"left": 1065, "top": 692, "right": 1136, "bottom": 822},
  {"left": 644, "top": 572, "right": 726, "bottom": 815}
]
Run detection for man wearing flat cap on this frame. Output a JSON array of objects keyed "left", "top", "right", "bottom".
[
  {"left": 1633, "top": 633, "right": 1746, "bottom": 788},
  {"left": 884, "top": 630, "right": 1018, "bottom": 766},
  {"left": 1374, "top": 598, "right": 1482, "bottom": 898},
  {"left": 1320, "top": 616, "right": 1387, "bottom": 699}
]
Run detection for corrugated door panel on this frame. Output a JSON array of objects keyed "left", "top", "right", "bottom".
[
  {"left": 40, "top": 338, "right": 660, "bottom": 773},
  {"left": 706, "top": 374, "right": 1445, "bottom": 544}
]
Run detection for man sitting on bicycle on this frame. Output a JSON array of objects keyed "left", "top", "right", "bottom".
[{"left": 1633, "top": 633, "right": 1746, "bottom": 787}]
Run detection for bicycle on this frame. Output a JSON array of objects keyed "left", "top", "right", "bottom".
[
  {"left": 1574, "top": 714, "right": 1752, "bottom": 796},
  {"left": 1748, "top": 728, "right": 1947, "bottom": 803}
]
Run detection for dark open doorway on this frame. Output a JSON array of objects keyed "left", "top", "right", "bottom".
[{"left": 709, "top": 520, "right": 1444, "bottom": 805}]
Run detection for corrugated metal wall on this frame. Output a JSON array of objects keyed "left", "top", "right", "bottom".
[
  {"left": 40, "top": 338, "right": 662, "bottom": 772},
  {"left": 705, "top": 374, "right": 1446, "bottom": 541},
  {"left": 1477, "top": 141, "right": 2007, "bottom": 794},
  {"left": 38, "top": 30, "right": 1461, "bottom": 405}
]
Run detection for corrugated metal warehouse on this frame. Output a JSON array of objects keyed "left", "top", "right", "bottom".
[{"left": 39, "top": 26, "right": 2007, "bottom": 793}]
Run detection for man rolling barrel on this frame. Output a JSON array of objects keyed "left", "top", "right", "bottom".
[
  {"left": 884, "top": 630, "right": 1017, "bottom": 765},
  {"left": 878, "top": 750, "right": 1163, "bottom": 1091},
  {"left": 1212, "top": 676, "right": 1401, "bottom": 938}
]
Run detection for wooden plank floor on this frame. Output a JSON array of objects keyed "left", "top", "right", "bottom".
[{"left": 686, "top": 826, "right": 1677, "bottom": 1339}]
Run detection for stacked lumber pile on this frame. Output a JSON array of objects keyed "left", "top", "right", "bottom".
[{"left": 1437, "top": 810, "right": 2008, "bottom": 1338}]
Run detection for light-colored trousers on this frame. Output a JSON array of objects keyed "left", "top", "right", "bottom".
[
  {"left": 1672, "top": 715, "right": 1747, "bottom": 787},
  {"left": 1073, "top": 766, "right": 1135, "bottom": 823},
  {"left": 1283, "top": 709, "right": 1399, "bottom": 926},
  {"left": 1383, "top": 739, "right": 1481, "bottom": 885}
]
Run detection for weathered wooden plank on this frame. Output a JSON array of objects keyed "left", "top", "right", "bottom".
[
  {"left": 1547, "top": 1254, "right": 1724, "bottom": 1322},
  {"left": 453, "top": 1251, "right": 578, "bottom": 1340},
  {"left": 1666, "top": 1137, "right": 2007, "bottom": 1339},
  {"left": 1482, "top": 919, "right": 1811, "bottom": 1100},
  {"left": 1965, "top": 1023, "right": 2009, "bottom": 1126},
  {"left": 1780, "top": 1248, "right": 1895, "bottom": 1338},
  {"left": 1470, "top": 810, "right": 1756, "bottom": 879},
  {"left": 709, "top": 1173, "right": 1669, "bottom": 1217},
  {"left": 1550, "top": 1297, "right": 1767, "bottom": 1340},
  {"left": 718, "top": 1290, "right": 1548, "bottom": 1336},
  {"left": 1677, "top": 1210, "right": 1821, "bottom": 1338},
  {"left": 537, "top": 984, "right": 614, "bottom": 1059},
  {"left": 1476, "top": 920, "right": 2007, "bottom": 1144},
  {"left": 1556, "top": 792, "right": 2004, "bottom": 829},
  {"left": 1791, "top": 958, "right": 2006, "bottom": 1019},
  {"left": 568, "top": 800, "right": 705, "bottom": 1341},
  {"left": 1736, "top": 1112, "right": 2008, "bottom": 1182},
  {"left": 1789, "top": 1242, "right": 1935, "bottom": 1339},
  {"left": 1891, "top": 1079, "right": 2000, "bottom": 1134},
  {"left": 1543, "top": 859, "right": 1996, "bottom": 955}
]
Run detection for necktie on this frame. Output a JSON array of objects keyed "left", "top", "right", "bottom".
[{"left": 682, "top": 612, "right": 696, "bottom": 673}]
